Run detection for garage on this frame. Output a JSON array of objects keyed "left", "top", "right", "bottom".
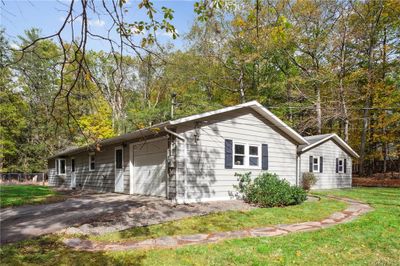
[{"left": 130, "top": 138, "right": 167, "bottom": 197}]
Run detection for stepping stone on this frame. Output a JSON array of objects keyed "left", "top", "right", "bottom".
[
  {"left": 135, "top": 239, "right": 155, "bottom": 248},
  {"left": 207, "top": 232, "right": 231, "bottom": 242},
  {"left": 155, "top": 236, "right": 179, "bottom": 247},
  {"left": 228, "top": 230, "right": 251, "bottom": 238},
  {"left": 344, "top": 205, "right": 363, "bottom": 213},
  {"left": 64, "top": 238, "right": 95, "bottom": 250},
  {"left": 277, "top": 223, "right": 315, "bottom": 232},
  {"left": 177, "top": 234, "right": 209, "bottom": 243},
  {"left": 320, "top": 218, "right": 336, "bottom": 224},
  {"left": 250, "top": 227, "right": 287, "bottom": 237},
  {"left": 329, "top": 212, "right": 347, "bottom": 221}
]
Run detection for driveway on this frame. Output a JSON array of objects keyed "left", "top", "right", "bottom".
[{"left": 0, "top": 193, "right": 252, "bottom": 244}]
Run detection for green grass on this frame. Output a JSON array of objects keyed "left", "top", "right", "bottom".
[
  {"left": 1, "top": 188, "right": 399, "bottom": 265},
  {"left": 0, "top": 185, "right": 61, "bottom": 208},
  {"left": 91, "top": 197, "right": 346, "bottom": 243}
]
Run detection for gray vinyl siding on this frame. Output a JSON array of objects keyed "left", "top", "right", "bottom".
[
  {"left": 48, "top": 143, "right": 130, "bottom": 193},
  {"left": 300, "top": 139, "right": 352, "bottom": 189},
  {"left": 175, "top": 108, "right": 298, "bottom": 201}
]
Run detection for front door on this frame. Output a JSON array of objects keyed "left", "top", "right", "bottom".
[
  {"left": 70, "top": 158, "right": 76, "bottom": 188},
  {"left": 114, "top": 147, "right": 124, "bottom": 193}
]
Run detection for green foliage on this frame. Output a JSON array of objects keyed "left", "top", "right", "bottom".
[
  {"left": 235, "top": 172, "right": 307, "bottom": 207},
  {"left": 301, "top": 172, "right": 318, "bottom": 191}
]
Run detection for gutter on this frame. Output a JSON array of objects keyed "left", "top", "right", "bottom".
[{"left": 164, "top": 127, "right": 188, "bottom": 203}]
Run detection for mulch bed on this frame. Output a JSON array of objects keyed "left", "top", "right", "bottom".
[{"left": 353, "top": 177, "right": 400, "bottom": 188}]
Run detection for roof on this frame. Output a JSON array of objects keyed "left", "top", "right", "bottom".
[
  {"left": 298, "top": 133, "right": 359, "bottom": 158},
  {"left": 49, "top": 101, "right": 309, "bottom": 159}
]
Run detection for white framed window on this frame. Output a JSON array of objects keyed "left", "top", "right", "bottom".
[
  {"left": 249, "top": 145, "right": 260, "bottom": 166},
  {"left": 338, "top": 159, "right": 344, "bottom": 173},
  {"left": 89, "top": 153, "right": 95, "bottom": 171},
  {"left": 234, "top": 143, "right": 245, "bottom": 166},
  {"left": 56, "top": 158, "right": 66, "bottom": 175},
  {"left": 313, "top": 157, "right": 320, "bottom": 172},
  {"left": 233, "top": 142, "right": 261, "bottom": 169}
]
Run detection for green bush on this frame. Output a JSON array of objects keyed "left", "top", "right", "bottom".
[
  {"left": 301, "top": 172, "right": 318, "bottom": 191},
  {"left": 234, "top": 172, "right": 307, "bottom": 207}
]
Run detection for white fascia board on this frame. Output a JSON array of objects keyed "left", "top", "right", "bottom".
[
  {"left": 299, "top": 133, "right": 359, "bottom": 158},
  {"left": 251, "top": 102, "right": 309, "bottom": 145},
  {"left": 170, "top": 101, "right": 309, "bottom": 145},
  {"left": 169, "top": 101, "right": 259, "bottom": 125}
]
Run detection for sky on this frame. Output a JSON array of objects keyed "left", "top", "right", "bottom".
[{"left": 0, "top": 0, "right": 198, "bottom": 51}]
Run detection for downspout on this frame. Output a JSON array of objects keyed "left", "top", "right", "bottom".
[
  {"left": 296, "top": 152, "right": 299, "bottom": 186},
  {"left": 164, "top": 127, "right": 187, "bottom": 203}
]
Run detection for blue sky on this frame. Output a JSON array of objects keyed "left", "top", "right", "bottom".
[{"left": 1, "top": 0, "right": 198, "bottom": 51}]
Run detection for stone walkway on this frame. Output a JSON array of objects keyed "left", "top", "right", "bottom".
[{"left": 63, "top": 196, "right": 373, "bottom": 252}]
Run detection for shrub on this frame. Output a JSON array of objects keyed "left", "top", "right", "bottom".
[
  {"left": 234, "top": 172, "right": 307, "bottom": 207},
  {"left": 301, "top": 172, "right": 318, "bottom": 191}
]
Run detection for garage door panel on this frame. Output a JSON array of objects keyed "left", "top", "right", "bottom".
[{"left": 132, "top": 139, "right": 167, "bottom": 197}]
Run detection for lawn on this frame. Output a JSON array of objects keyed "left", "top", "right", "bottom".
[
  {"left": 0, "top": 185, "right": 61, "bottom": 208},
  {"left": 0, "top": 188, "right": 399, "bottom": 265},
  {"left": 90, "top": 197, "right": 346, "bottom": 243}
]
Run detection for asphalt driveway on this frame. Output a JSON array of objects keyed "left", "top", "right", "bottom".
[{"left": 0, "top": 192, "right": 252, "bottom": 244}]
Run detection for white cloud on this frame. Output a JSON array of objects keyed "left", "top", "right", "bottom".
[
  {"left": 59, "top": 16, "right": 105, "bottom": 28},
  {"left": 10, "top": 42, "right": 20, "bottom": 50},
  {"left": 88, "top": 19, "right": 105, "bottom": 27}
]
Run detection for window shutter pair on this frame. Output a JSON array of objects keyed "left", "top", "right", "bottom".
[
  {"left": 224, "top": 139, "right": 268, "bottom": 170},
  {"left": 309, "top": 156, "right": 323, "bottom": 173},
  {"left": 336, "top": 158, "right": 347, "bottom": 173}
]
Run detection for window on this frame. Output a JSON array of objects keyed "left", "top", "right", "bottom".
[
  {"left": 313, "top": 157, "right": 320, "bottom": 172},
  {"left": 71, "top": 158, "right": 75, "bottom": 172},
  {"left": 249, "top": 145, "right": 259, "bottom": 166},
  {"left": 57, "top": 158, "right": 66, "bottom": 175},
  {"left": 234, "top": 144, "right": 245, "bottom": 166},
  {"left": 115, "top": 148, "right": 123, "bottom": 169},
  {"left": 89, "top": 153, "right": 95, "bottom": 171},
  {"left": 233, "top": 143, "right": 260, "bottom": 168},
  {"left": 338, "top": 159, "right": 344, "bottom": 173}
]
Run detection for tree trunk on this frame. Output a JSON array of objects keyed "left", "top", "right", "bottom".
[
  {"left": 338, "top": 19, "right": 349, "bottom": 142},
  {"left": 315, "top": 86, "right": 322, "bottom": 134},
  {"left": 239, "top": 68, "right": 245, "bottom": 103}
]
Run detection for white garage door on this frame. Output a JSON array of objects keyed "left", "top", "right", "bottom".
[{"left": 132, "top": 139, "right": 167, "bottom": 197}]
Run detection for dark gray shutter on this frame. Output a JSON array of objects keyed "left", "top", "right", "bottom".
[
  {"left": 262, "top": 144, "right": 268, "bottom": 170},
  {"left": 344, "top": 159, "right": 347, "bottom": 173},
  {"left": 336, "top": 158, "right": 339, "bottom": 173},
  {"left": 225, "top": 139, "right": 233, "bottom": 169},
  {"left": 309, "top": 156, "right": 313, "bottom": 172},
  {"left": 320, "top": 156, "right": 323, "bottom": 173}
]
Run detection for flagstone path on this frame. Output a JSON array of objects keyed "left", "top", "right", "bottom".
[{"left": 63, "top": 196, "right": 373, "bottom": 252}]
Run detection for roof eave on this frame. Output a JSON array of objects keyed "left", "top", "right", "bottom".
[{"left": 298, "top": 134, "right": 359, "bottom": 158}]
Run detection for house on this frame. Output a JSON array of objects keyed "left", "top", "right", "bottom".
[
  {"left": 48, "top": 101, "right": 359, "bottom": 203},
  {"left": 298, "top": 134, "right": 359, "bottom": 189}
]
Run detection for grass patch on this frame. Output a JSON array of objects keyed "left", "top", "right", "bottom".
[
  {"left": 1, "top": 188, "right": 399, "bottom": 265},
  {"left": 0, "top": 185, "right": 63, "bottom": 208},
  {"left": 91, "top": 197, "right": 345, "bottom": 243}
]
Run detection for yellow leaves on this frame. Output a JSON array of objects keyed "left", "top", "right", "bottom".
[
  {"left": 232, "top": 16, "right": 246, "bottom": 28},
  {"left": 77, "top": 102, "right": 115, "bottom": 144}
]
